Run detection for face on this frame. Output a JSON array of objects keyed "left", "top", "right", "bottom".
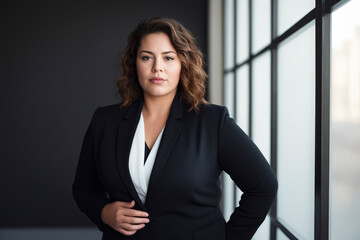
[{"left": 136, "top": 32, "right": 181, "bottom": 100}]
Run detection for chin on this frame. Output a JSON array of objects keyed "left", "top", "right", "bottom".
[{"left": 145, "top": 90, "right": 177, "bottom": 99}]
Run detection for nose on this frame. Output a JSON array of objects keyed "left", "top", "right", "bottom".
[{"left": 151, "top": 59, "right": 163, "bottom": 72}]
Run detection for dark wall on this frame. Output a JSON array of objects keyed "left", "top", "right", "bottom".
[{"left": 0, "top": 0, "right": 207, "bottom": 226}]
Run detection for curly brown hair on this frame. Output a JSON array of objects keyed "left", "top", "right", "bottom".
[{"left": 117, "top": 17, "right": 207, "bottom": 111}]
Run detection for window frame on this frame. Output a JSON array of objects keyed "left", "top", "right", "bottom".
[{"left": 222, "top": 0, "right": 350, "bottom": 239}]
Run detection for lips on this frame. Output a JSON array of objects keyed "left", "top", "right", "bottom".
[{"left": 149, "top": 77, "right": 166, "bottom": 84}]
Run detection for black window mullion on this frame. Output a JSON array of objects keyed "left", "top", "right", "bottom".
[
  {"left": 330, "top": 0, "right": 350, "bottom": 9},
  {"left": 314, "top": 0, "right": 331, "bottom": 239},
  {"left": 232, "top": 0, "right": 237, "bottom": 125},
  {"left": 248, "top": 0, "right": 252, "bottom": 139},
  {"left": 270, "top": 0, "right": 278, "bottom": 239},
  {"left": 221, "top": 0, "right": 226, "bottom": 213},
  {"left": 232, "top": 0, "right": 238, "bottom": 207},
  {"left": 271, "top": 219, "right": 299, "bottom": 239}
]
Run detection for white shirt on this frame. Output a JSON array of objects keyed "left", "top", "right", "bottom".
[{"left": 128, "top": 113, "right": 165, "bottom": 204}]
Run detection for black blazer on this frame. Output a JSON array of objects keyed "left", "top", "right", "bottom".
[{"left": 73, "top": 94, "right": 277, "bottom": 240}]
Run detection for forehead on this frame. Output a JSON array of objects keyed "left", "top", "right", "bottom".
[{"left": 138, "top": 32, "right": 176, "bottom": 52}]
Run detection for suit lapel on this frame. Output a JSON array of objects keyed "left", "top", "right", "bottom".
[
  {"left": 115, "top": 94, "right": 185, "bottom": 209},
  {"left": 145, "top": 94, "right": 184, "bottom": 206},
  {"left": 115, "top": 99, "right": 147, "bottom": 210}
]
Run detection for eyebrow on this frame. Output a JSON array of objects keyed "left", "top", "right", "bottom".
[{"left": 139, "top": 50, "right": 176, "bottom": 55}]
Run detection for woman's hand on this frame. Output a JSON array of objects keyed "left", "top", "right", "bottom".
[{"left": 101, "top": 200, "right": 150, "bottom": 236}]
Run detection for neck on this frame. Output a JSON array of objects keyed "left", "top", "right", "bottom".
[{"left": 142, "top": 93, "right": 176, "bottom": 118}]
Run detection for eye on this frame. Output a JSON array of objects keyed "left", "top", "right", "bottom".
[
  {"left": 141, "top": 56, "right": 151, "bottom": 61},
  {"left": 165, "top": 56, "right": 174, "bottom": 61}
]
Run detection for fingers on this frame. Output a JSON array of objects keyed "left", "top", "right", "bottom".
[
  {"left": 122, "top": 208, "right": 149, "bottom": 218},
  {"left": 114, "top": 216, "right": 148, "bottom": 235},
  {"left": 114, "top": 222, "right": 146, "bottom": 235},
  {"left": 102, "top": 200, "right": 150, "bottom": 236},
  {"left": 118, "top": 200, "right": 135, "bottom": 208},
  {"left": 122, "top": 215, "right": 150, "bottom": 224},
  {"left": 118, "top": 228, "right": 137, "bottom": 236},
  {"left": 121, "top": 223, "right": 146, "bottom": 231},
  {"left": 114, "top": 201, "right": 148, "bottom": 218}
]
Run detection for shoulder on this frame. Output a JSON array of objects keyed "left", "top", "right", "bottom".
[
  {"left": 183, "top": 103, "right": 228, "bottom": 125},
  {"left": 91, "top": 102, "right": 133, "bottom": 124},
  {"left": 193, "top": 103, "right": 235, "bottom": 129},
  {"left": 94, "top": 103, "right": 121, "bottom": 119},
  {"left": 199, "top": 103, "right": 224, "bottom": 111},
  {"left": 197, "top": 103, "right": 228, "bottom": 118},
  {"left": 96, "top": 103, "right": 122, "bottom": 113}
]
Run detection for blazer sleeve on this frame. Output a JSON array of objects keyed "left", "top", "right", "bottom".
[
  {"left": 217, "top": 107, "right": 278, "bottom": 240},
  {"left": 72, "top": 108, "right": 111, "bottom": 230}
]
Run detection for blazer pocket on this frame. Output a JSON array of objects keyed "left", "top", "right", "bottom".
[{"left": 192, "top": 219, "right": 226, "bottom": 240}]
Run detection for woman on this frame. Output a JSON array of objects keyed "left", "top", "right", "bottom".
[{"left": 73, "top": 17, "right": 277, "bottom": 240}]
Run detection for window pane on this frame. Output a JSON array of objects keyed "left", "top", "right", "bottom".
[
  {"left": 252, "top": 51, "right": 271, "bottom": 162},
  {"left": 224, "top": 0, "right": 234, "bottom": 70},
  {"left": 277, "top": 22, "right": 315, "bottom": 240},
  {"left": 252, "top": 215, "right": 270, "bottom": 240},
  {"left": 235, "top": 65, "right": 247, "bottom": 213},
  {"left": 331, "top": 1, "right": 360, "bottom": 239},
  {"left": 277, "top": 229, "right": 290, "bottom": 240},
  {"left": 224, "top": 72, "right": 235, "bottom": 117},
  {"left": 277, "top": 0, "right": 314, "bottom": 36},
  {"left": 222, "top": 173, "right": 234, "bottom": 221},
  {"left": 236, "top": 0, "right": 249, "bottom": 63},
  {"left": 223, "top": 71, "right": 235, "bottom": 221},
  {"left": 252, "top": 0, "right": 271, "bottom": 54},
  {"left": 236, "top": 64, "right": 249, "bottom": 134}
]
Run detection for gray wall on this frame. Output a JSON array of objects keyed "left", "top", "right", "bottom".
[{"left": 0, "top": 0, "right": 207, "bottom": 234}]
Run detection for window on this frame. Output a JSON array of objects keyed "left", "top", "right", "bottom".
[
  {"left": 221, "top": 0, "right": 359, "bottom": 239},
  {"left": 331, "top": 1, "right": 360, "bottom": 239}
]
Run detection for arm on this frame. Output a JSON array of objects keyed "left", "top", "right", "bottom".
[
  {"left": 218, "top": 107, "right": 278, "bottom": 240},
  {"left": 72, "top": 108, "right": 150, "bottom": 233},
  {"left": 72, "top": 108, "right": 112, "bottom": 230}
]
